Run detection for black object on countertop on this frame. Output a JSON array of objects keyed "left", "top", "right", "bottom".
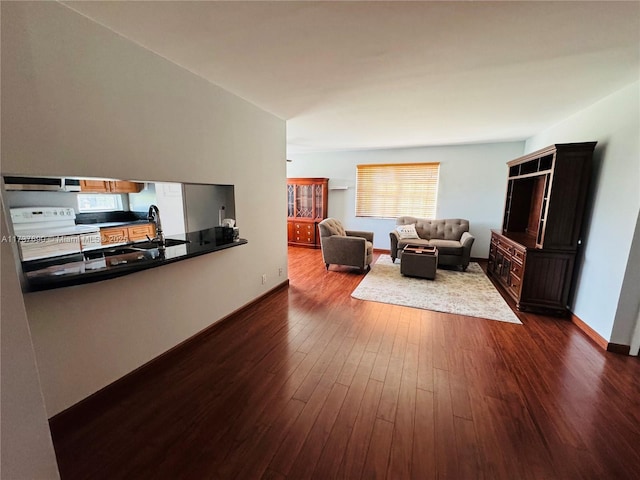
[
  {"left": 21, "top": 228, "right": 247, "bottom": 292},
  {"left": 75, "top": 211, "right": 148, "bottom": 224}
]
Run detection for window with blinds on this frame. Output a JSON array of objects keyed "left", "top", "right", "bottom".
[{"left": 355, "top": 163, "right": 440, "bottom": 218}]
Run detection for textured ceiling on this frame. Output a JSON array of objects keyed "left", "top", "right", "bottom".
[{"left": 63, "top": 1, "right": 640, "bottom": 154}]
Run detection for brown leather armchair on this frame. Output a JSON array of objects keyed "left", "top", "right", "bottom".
[{"left": 318, "top": 218, "right": 374, "bottom": 273}]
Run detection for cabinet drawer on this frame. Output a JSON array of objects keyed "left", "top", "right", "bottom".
[
  {"left": 513, "top": 247, "right": 526, "bottom": 263},
  {"left": 508, "top": 273, "right": 522, "bottom": 296},
  {"left": 496, "top": 236, "right": 515, "bottom": 253},
  {"left": 511, "top": 261, "right": 523, "bottom": 278},
  {"left": 100, "top": 227, "right": 128, "bottom": 245},
  {"left": 294, "top": 223, "right": 314, "bottom": 232},
  {"left": 128, "top": 224, "right": 155, "bottom": 241},
  {"left": 497, "top": 244, "right": 510, "bottom": 258},
  {"left": 295, "top": 230, "right": 315, "bottom": 240},
  {"left": 294, "top": 235, "right": 315, "bottom": 245}
]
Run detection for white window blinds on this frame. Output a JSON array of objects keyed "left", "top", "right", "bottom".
[{"left": 355, "top": 163, "right": 440, "bottom": 218}]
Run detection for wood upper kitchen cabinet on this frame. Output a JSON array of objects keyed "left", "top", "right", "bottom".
[
  {"left": 488, "top": 142, "right": 595, "bottom": 314},
  {"left": 80, "top": 179, "right": 110, "bottom": 193},
  {"left": 81, "top": 180, "right": 144, "bottom": 193},
  {"left": 100, "top": 223, "right": 156, "bottom": 245},
  {"left": 287, "top": 178, "right": 328, "bottom": 248},
  {"left": 111, "top": 181, "right": 144, "bottom": 193}
]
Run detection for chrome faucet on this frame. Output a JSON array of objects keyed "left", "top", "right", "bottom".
[{"left": 147, "top": 204, "right": 165, "bottom": 248}]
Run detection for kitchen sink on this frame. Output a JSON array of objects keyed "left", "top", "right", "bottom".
[
  {"left": 130, "top": 238, "right": 190, "bottom": 250},
  {"left": 83, "top": 239, "right": 190, "bottom": 262},
  {"left": 107, "top": 247, "right": 144, "bottom": 256}
]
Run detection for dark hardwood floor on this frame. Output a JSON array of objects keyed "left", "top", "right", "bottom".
[{"left": 50, "top": 247, "right": 640, "bottom": 479}]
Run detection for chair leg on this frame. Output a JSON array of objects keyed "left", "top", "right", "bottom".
[{"left": 325, "top": 263, "right": 329, "bottom": 271}]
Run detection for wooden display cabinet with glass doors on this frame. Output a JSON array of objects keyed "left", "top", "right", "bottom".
[{"left": 287, "top": 178, "right": 328, "bottom": 248}]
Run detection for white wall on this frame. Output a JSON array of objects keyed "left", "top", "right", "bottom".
[
  {"left": 612, "top": 210, "right": 640, "bottom": 349},
  {"left": 1, "top": 2, "right": 287, "bottom": 415},
  {"left": 630, "top": 306, "right": 640, "bottom": 356},
  {"left": 154, "top": 182, "right": 186, "bottom": 236},
  {"left": 287, "top": 142, "right": 524, "bottom": 257},
  {"left": 620, "top": 210, "right": 640, "bottom": 355},
  {"left": 1, "top": 208, "right": 60, "bottom": 479},
  {"left": 524, "top": 81, "right": 640, "bottom": 344}
]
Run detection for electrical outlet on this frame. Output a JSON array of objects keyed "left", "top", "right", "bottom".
[
  {"left": 278, "top": 267, "right": 283, "bottom": 277},
  {"left": 261, "top": 274, "right": 267, "bottom": 284}
]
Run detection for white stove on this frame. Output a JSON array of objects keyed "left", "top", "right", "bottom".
[{"left": 10, "top": 207, "right": 102, "bottom": 261}]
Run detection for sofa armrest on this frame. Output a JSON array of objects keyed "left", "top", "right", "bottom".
[
  {"left": 460, "top": 231, "right": 475, "bottom": 249},
  {"left": 389, "top": 231, "right": 400, "bottom": 261},
  {"left": 345, "top": 230, "right": 374, "bottom": 243},
  {"left": 459, "top": 231, "right": 475, "bottom": 269}
]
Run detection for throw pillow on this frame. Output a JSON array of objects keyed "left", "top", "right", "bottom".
[{"left": 396, "top": 224, "right": 420, "bottom": 239}]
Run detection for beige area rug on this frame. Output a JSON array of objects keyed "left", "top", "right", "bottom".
[{"left": 351, "top": 255, "right": 522, "bottom": 324}]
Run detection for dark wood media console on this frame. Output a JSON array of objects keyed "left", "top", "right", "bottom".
[{"left": 488, "top": 142, "right": 596, "bottom": 314}]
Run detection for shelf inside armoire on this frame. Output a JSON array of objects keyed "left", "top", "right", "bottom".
[{"left": 503, "top": 173, "right": 549, "bottom": 247}]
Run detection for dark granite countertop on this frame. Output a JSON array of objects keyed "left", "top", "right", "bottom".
[
  {"left": 75, "top": 211, "right": 148, "bottom": 225},
  {"left": 21, "top": 228, "right": 247, "bottom": 292}
]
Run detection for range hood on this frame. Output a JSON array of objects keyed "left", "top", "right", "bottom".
[{"left": 3, "top": 176, "right": 81, "bottom": 192}]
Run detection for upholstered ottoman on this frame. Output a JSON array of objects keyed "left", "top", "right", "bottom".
[{"left": 400, "top": 245, "right": 438, "bottom": 280}]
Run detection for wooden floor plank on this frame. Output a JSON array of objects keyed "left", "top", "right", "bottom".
[
  {"left": 432, "top": 314, "right": 450, "bottom": 371},
  {"left": 269, "top": 375, "right": 337, "bottom": 476},
  {"left": 453, "top": 416, "right": 483, "bottom": 480},
  {"left": 292, "top": 312, "right": 352, "bottom": 402},
  {"left": 387, "top": 342, "right": 418, "bottom": 479},
  {"left": 287, "top": 382, "right": 349, "bottom": 479},
  {"left": 335, "top": 311, "right": 376, "bottom": 386},
  {"left": 377, "top": 321, "right": 408, "bottom": 422},
  {"left": 312, "top": 351, "right": 377, "bottom": 480},
  {"left": 411, "top": 387, "right": 436, "bottom": 479},
  {"left": 338, "top": 378, "right": 385, "bottom": 479},
  {"left": 362, "top": 418, "right": 394, "bottom": 480},
  {"left": 416, "top": 312, "right": 435, "bottom": 392},
  {"left": 232, "top": 398, "right": 306, "bottom": 480},
  {"left": 433, "top": 367, "right": 459, "bottom": 479}
]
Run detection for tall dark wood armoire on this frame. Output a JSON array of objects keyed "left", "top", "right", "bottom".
[{"left": 488, "top": 142, "right": 596, "bottom": 314}]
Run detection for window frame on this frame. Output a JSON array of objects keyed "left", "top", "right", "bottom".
[
  {"left": 355, "top": 162, "right": 440, "bottom": 219},
  {"left": 77, "top": 193, "right": 124, "bottom": 213}
]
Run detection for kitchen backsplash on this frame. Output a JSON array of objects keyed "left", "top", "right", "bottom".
[{"left": 75, "top": 211, "right": 148, "bottom": 224}]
